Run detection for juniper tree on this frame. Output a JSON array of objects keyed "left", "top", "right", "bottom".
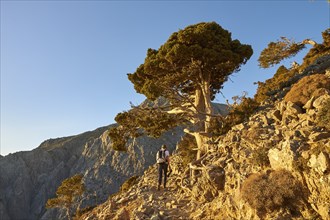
[
  {"left": 258, "top": 37, "right": 318, "bottom": 68},
  {"left": 46, "top": 174, "right": 84, "bottom": 220},
  {"left": 109, "top": 22, "right": 252, "bottom": 159}
]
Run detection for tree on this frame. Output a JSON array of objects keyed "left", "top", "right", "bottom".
[
  {"left": 109, "top": 22, "right": 252, "bottom": 159},
  {"left": 258, "top": 37, "right": 319, "bottom": 68},
  {"left": 46, "top": 174, "right": 85, "bottom": 220}
]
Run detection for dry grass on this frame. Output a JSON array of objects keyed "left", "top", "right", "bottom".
[{"left": 241, "top": 169, "right": 303, "bottom": 216}]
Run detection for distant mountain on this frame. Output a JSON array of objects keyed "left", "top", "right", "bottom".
[{"left": 0, "top": 123, "right": 184, "bottom": 220}]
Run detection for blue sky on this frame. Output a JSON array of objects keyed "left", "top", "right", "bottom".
[{"left": 1, "top": 1, "right": 329, "bottom": 156}]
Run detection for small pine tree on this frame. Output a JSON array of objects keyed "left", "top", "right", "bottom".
[{"left": 46, "top": 174, "right": 85, "bottom": 220}]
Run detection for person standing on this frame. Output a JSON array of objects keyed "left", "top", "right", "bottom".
[{"left": 156, "top": 144, "right": 170, "bottom": 190}]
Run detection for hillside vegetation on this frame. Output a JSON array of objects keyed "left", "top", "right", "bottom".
[{"left": 59, "top": 28, "right": 330, "bottom": 220}]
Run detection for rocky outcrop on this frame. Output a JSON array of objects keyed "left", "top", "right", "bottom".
[
  {"left": 0, "top": 125, "right": 184, "bottom": 220},
  {"left": 80, "top": 92, "right": 330, "bottom": 220}
]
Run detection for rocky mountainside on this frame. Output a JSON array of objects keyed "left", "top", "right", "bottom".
[
  {"left": 80, "top": 55, "right": 330, "bottom": 219},
  {"left": 81, "top": 91, "right": 330, "bottom": 220},
  {"left": 0, "top": 124, "right": 184, "bottom": 220},
  {"left": 0, "top": 97, "right": 228, "bottom": 220}
]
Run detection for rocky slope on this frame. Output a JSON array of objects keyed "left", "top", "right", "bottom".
[
  {"left": 80, "top": 57, "right": 330, "bottom": 219},
  {"left": 81, "top": 93, "right": 330, "bottom": 220},
  {"left": 0, "top": 124, "right": 184, "bottom": 220}
]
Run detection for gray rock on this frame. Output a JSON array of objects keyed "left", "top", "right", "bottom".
[{"left": 0, "top": 124, "right": 184, "bottom": 220}]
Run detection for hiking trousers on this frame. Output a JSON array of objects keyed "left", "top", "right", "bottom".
[{"left": 158, "top": 163, "right": 168, "bottom": 187}]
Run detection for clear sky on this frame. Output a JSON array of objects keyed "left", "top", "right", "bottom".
[{"left": 1, "top": 0, "right": 329, "bottom": 156}]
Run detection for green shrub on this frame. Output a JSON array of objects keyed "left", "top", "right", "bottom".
[
  {"left": 284, "top": 74, "right": 330, "bottom": 106},
  {"left": 316, "top": 98, "right": 330, "bottom": 130},
  {"left": 120, "top": 176, "right": 139, "bottom": 193},
  {"left": 255, "top": 65, "right": 296, "bottom": 104},
  {"left": 251, "top": 146, "right": 270, "bottom": 168},
  {"left": 241, "top": 169, "right": 303, "bottom": 217},
  {"left": 46, "top": 174, "right": 85, "bottom": 220},
  {"left": 211, "top": 97, "right": 258, "bottom": 135},
  {"left": 299, "top": 28, "right": 330, "bottom": 71}
]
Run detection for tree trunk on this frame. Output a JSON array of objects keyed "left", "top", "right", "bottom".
[
  {"left": 193, "top": 88, "right": 206, "bottom": 159},
  {"left": 66, "top": 207, "right": 71, "bottom": 220},
  {"left": 201, "top": 79, "right": 213, "bottom": 133}
]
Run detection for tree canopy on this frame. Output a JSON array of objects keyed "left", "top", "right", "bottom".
[
  {"left": 46, "top": 174, "right": 84, "bottom": 220},
  {"left": 258, "top": 37, "right": 306, "bottom": 68},
  {"left": 109, "top": 22, "right": 253, "bottom": 158},
  {"left": 128, "top": 22, "right": 253, "bottom": 101}
]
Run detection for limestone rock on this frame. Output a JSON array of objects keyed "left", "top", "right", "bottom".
[{"left": 308, "top": 152, "right": 330, "bottom": 173}]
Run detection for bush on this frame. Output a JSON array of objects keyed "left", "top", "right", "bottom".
[
  {"left": 250, "top": 146, "right": 270, "bottom": 168},
  {"left": 299, "top": 28, "right": 330, "bottom": 71},
  {"left": 241, "top": 169, "right": 303, "bottom": 216},
  {"left": 211, "top": 97, "right": 258, "bottom": 135},
  {"left": 316, "top": 98, "right": 330, "bottom": 130},
  {"left": 284, "top": 74, "right": 330, "bottom": 106},
  {"left": 255, "top": 65, "right": 296, "bottom": 104}
]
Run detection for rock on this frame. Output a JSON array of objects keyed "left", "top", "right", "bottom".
[
  {"left": 308, "top": 152, "right": 330, "bottom": 173},
  {"left": 286, "top": 101, "right": 303, "bottom": 115},
  {"left": 114, "top": 208, "right": 130, "bottom": 220},
  {"left": 303, "top": 96, "right": 315, "bottom": 109},
  {"left": 313, "top": 94, "right": 330, "bottom": 109},
  {"left": 271, "top": 109, "right": 282, "bottom": 122},
  {"left": 1, "top": 124, "right": 184, "bottom": 220},
  {"left": 205, "top": 166, "right": 225, "bottom": 190},
  {"left": 309, "top": 132, "right": 330, "bottom": 142},
  {"left": 268, "top": 140, "right": 297, "bottom": 170}
]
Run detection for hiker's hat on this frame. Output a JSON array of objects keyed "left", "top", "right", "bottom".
[{"left": 161, "top": 144, "right": 167, "bottom": 149}]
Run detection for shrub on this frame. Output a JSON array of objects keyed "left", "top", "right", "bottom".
[
  {"left": 284, "top": 74, "right": 330, "bottom": 106},
  {"left": 211, "top": 97, "right": 258, "bottom": 135},
  {"left": 46, "top": 174, "right": 85, "bottom": 220},
  {"left": 255, "top": 65, "right": 296, "bottom": 104},
  {"left": 241, "top": 169, "right": 303, "bottom": 216},
  {"left": 299, "top": 28, "right": 330, "bottom": 71},
  {"left": 120, "top": 176, "right": 139, "bottom": 193},
  {"left": 316, "top": 98, "right": 330, "bottom": 130},
  {"left": 250, "top": 146, "right": 270, "bottom": 168}
]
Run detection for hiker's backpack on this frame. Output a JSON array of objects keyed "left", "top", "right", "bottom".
[{"left": 156, "top": 150, "right": 167, "bottom": 164}]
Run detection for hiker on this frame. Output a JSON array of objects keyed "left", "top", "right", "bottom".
[{"left": 156, "top": 144, "right": 170, "bottom": 190}]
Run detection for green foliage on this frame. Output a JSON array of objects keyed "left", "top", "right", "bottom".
[
  {"left": 258, "top": 37, "right": 305, "bottom": 68},
  {"left": 254, "top": 65, "right": 296, "bottom": 104},
  {"left": 251, "top": 146, "right": 270, "bottom": 168},
  {"left": 120, "top": 176, "right": 139, "bottom": 193},
  {"left": 317, "top": 98, "right": 330, "bottom": 130},
  {"left": 46, "top": 174, "right": 85, "bottom": 220},
  {"left": 299, "top": 28, "right": 330, "bottom": 71},
  {"left": 255, "top": 29, "right": 330, "bottom": 105},
  {"left": 108, "top": 126, "right": 128, "bottom": 151},
  {"left": 108, "top": 107, "right": 185, "bottom": 151},
  {"left": 111, "top": 22, "right": 253, "bottom": 152},
  {"left": 284, "top": 74, "right": 330, "bottom": 106},
  {"left": 211, "top": 97, "right": 258, "bottom": 135},
  {"left": 241, "top": 169, "right": 304, "bottom": 216},
  {"left": 128, "top": 22, "right": 253, "bottom": 101},
  {"left": 176, "top": 134, "right": 197, "bottom": 166}
]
